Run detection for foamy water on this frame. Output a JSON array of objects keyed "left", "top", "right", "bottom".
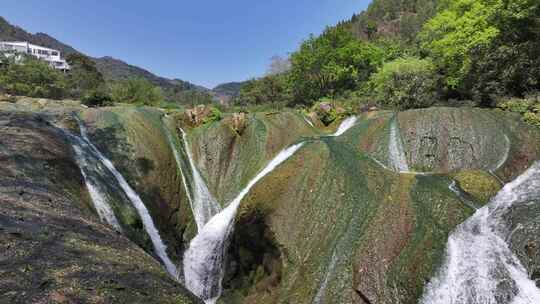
[{"left": 421, "top": 161, "right": 540, "bottom": 304}]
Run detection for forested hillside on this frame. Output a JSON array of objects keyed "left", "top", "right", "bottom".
[
  {"left": 346, "top": 0, "right": 439, "bottom": 42},
  {"left": 234, "top": 0, "right": 539, "bottom": 127}
]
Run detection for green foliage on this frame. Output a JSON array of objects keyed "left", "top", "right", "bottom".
[
  {"left": 202, "top": 107, "right": 223, "bottom": 125},
  {"left": 347, "top": 0, "right": 439, "bottom": 42},
  {"left": 498, "top": 98, "right": 533, "bottom": 114},
  {"left": 368, "top": 57, "right": 439, "bottom": 109},
  {"left": 237, "top": 74, "right": 291, "bottom": 106},
  {"left": 498, "top": 96, "right": 540, "bottom": 128},
  {"left": 110, "top": 78, "right": 164, "bottom": 106},
  {"left": 0, "top": 55, "right": 68, "bottom": 99},
  {"left": 419, "top": 0, "right": 500, "bottom": 90},
  {"left": 81, "top": 87, "right": 113, "bottom": 107},
  {"left": 65, "top": 53, "right": 105, "bottom": 98},
  {"left": 523, "top": 112, "right": 540, "bottom": 128},
  {"left": 288, "top": 26, "right": 384, "bottom": 105},
  {"left": 419, "top": 0, "right": 540, "bottom": 102}
]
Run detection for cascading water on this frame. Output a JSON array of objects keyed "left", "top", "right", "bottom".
[
  {"left": 178, "top": 128, "right": 222, "bottom": 231},
  {"left": 68, "top": 133, "right": 122, "bottom": 231},
  {"left": 332, "top": 116, "right": 357, "bottom": 137},
  {"left": 74, "top": 117, "right": 179, "bottom": 279},
  {"left": 304, "top": 115, "right": 315, "bottom": 128},
  {"left": 421, "top": 161, "right": 540, "bottom": 304},
  {"left": 183, "top": 142, "right": 305, "bottom": 303},
  {"left": 388, "top": 116, "right": 409, "bottom": 172}
]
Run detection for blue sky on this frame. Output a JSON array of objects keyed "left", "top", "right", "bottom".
[{"left": 2, "top": 1, "right": 370, "bottom": 88}]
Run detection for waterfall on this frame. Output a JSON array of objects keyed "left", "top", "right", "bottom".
[
  {"left": 69, "top": 135, "right": 122, "bottom": 231},
  {"left": 388, "top": 116, "right": 409, "bottom": 172},
  {"left": 304, "top": 115, "right": 315, "bottom": 128},
  {"left": 179, "top": 128, "right": 222, "bottom": 231},
  {"left": 332, "top": 116, "right": 357, "bottom": 137},
  {"left": 163, "top": 124, "right": 195, "bottom": 220},
  {"left": 421, "top": 161, "right": 540, "bottom": 304},
  {"left": 183, "top": 142, "right": 305, "bottom": 303},
  {"left": 313, "top": 249, "right": 339, "bottom": 304},
  {"left": 74, "top": 117, "right": 179, "bottom": 279}
]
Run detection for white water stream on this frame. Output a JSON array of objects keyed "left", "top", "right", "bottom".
[
  {"left": 179, "top": 128, "right": 222, "bottom": 231},
  {"left": 182, "top": 117, "right": 355, "bottom": 303},
  {"left": 74, "top": 117, "right": 179, "bottom": 279},
  {"left": 70, "top": 135, "right": 123, "bottom": 231},
  {"left": 388, "top": 116, "right": 409, "bottom": 172},
  {"left": 421, "top": 161, "right": 540, "bottom": 304},
  {"left": 183, "top": 142, "right": 305, "bottom": 303},
  {"left": 332, "top": 116, "right": 357, "bottom": 137}
]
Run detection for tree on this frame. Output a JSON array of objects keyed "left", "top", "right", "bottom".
[
  {"left": 65, "top": 53, "right": 105, "bottom": 98},
  {"left": 237, "top": 74, "right": 290, "bottom": 106},
  {"left": 369, "top": 57, "right": 439, "bottom": 109},
  {"left": 266, "top": 55, "right": 291, "bottom": 76},
  {"left": 110, "top": 78, "right": 164, "bottom": 106},
  {"left": 419, "top": 0, "right": 500, "bottom": 91},
  {"left": 0, "top": 54, "right": 67, "bottom": 99},
  {"left": 420, "top": 0, "right": 540, "bottom": 102},
  {"left": 288, "top": 26, "right": 383, "bottom": 105}
]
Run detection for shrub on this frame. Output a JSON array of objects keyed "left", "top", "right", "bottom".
[
  {"left": 523, "top": 112, "right": 540, "bottom": 128},
  {"left": 81, "top": 88, "right": 113, "bottom": 107},
  {"left": 202, "top": 107, "right": 223, "bottom": 125},
  {"left": 0, "top": 55, "right": 68, "bottom": 99},
  {"left": 110, "top": 78, "right": 164, "bottom": 106},
  {"left": 498, "top": 98, "right": 532, "bottom": 114},
  {"left": 369, "top": 57, "right": 439, "bottom": 110}
]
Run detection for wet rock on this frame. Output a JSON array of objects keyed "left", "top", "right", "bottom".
[
  {"left": 184, "top": 105, "right": 222, "bottom": 127},
  {"left": 0, "top": 110, "right": 201, "bottom": 303},
  {"left": 230, "top": 112, "right": 248, "bottom": 135}
]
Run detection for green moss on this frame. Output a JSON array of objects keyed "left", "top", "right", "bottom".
[
  {"left": 524, "top": 111, "right": 540, "bottom": 128},
  {"left": 453, "top": 170, "right": 501, "bottom": 204}
]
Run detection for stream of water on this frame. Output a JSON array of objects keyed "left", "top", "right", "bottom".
[
  {"left": 179, "top": 128, "right": 222, "bottom": 231},
  {"left": 182, "top": 117, "right": 357, "bottom": 303},
  {"left": 421, "top": 161, "right": 540, "bottom": 304},
  {"left": 74, "top": 117, "right": 179, "bottom": 279},
  {"left": 388, "top": 116, "right": 409, "bottom": 172}
]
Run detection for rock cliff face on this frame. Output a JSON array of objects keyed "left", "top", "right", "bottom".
[
  {"left": 1, "top": 98, "right": 539, "bottom": 304},
  {"left": 0, "top": 110, "right": 201, "bottom": 304}
]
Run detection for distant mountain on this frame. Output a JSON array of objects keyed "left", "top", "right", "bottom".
[
  {"left": 0, "top": 16, "right": 210, "bottom": 101},
  {"left": 213, "top": 82, "right": 245, "bottom": 97},
  {"left": 212, "top": 81, "right": 247, "bottom": 104},
  {"left": 92, "top": 56, "right": 203, "bottom": 92}
]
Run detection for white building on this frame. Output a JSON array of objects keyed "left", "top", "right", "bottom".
[{"left": 0, "top": 41, "right": 70, "bottom": 71}]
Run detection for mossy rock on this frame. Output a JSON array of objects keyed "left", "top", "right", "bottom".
[{"left": 453, "top": 170, "right": 501, "bottom": 204}]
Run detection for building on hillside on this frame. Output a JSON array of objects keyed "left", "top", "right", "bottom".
[{"left": 0, "top": 41, "right": 70, "bottom": 71}]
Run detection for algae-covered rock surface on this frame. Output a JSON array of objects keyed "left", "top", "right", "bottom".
[
  {"left": 0, "top": 110, "right": 201, "bottom": 304},
  {"left": 1, "top": 101, "right": 540, "bottom": 304},
  {"left": 79, "top": 107, "right": 195, "bottom": 263}
]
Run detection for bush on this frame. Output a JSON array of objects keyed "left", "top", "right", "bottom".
[
  {"left": 523, "top": 112, "right": 540, "bottom": 128},
  {"left": 498, "top": 98, "right": 532, "bottom": 114},
  {"left": 368, "top": 57, "right": 439, "bottom": 110},
  {"left": 0, "top": 55, "right": 68, "bottom": 99},
  {"left": 497, "top": 96, "right": 540, "bottom": 128},
  {"left": 110, "top": 78, "right": 164, "bottom": 106},
  {"left": 202, "top": 107, "right": 223, "bottom": 125},
  {"left": 81, "top": 88, "right": 113, "bottom": 107}
]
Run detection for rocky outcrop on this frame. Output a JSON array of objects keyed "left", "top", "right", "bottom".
[
  {"left": 79, "top": 107, "right": 195, "bottom": 263},
  {"left": 2, "top": 101, "right": 540, "bottom": 304},
  {"left": 0, "top": 111, "right": 201, "bottom": 304}
]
